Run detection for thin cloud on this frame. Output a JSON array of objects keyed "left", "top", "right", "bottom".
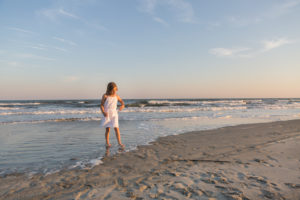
[
  {"left": 139, "top": 0, "right": 157, "bottom": 14},
  {"left": 153, "top": 17, "right": 169, "bottom": 26},
  {"left": 7, "top": 27, "right": 35, "bottom": 34},
  {"left": 37, "top": 7, "right": 108, "bottom": 31},
  {"left": 37, "top": 43, "right": 69, "bottom": 52},
  {"left": 53, "top": 37, "right": 77, "bottom": 46},
  {"left": 209, "top": 47, "right": 251, "bottom": 57},
  {"left": 81, "top": 19, "right": 108, "bottom": 31},
  {"left": 17, "top": 53, "right": 55, "bottom": 61},
  {"left": 38, "top": 8, "right": 79, "bottom": 20},
  {"left": 63, "top": 76, "right": 80, "bottom": 82},
  {"left": 7, "top": 61, "right": 19, "bottom": 67},
  {"left": 0, "top": 60, "right": 21, "bottom": 67},
  {"left": 261, "top": 38, "right": 292, "bottom": 52},
  {"left": 138, "top": 0, "right": 197, "bottom": 24},
  {"left": 52, "top": 47, "right": 68, "bottom": 52},
  {"left": 226, "top": 16, "right": 262, "bottom": 26},
  {"left": 264, "top": 0, "right": 300, "bottom": 19},
  {"left": 58, "top": 8, "right": 79, "bottom": 19},
  {"left": 166, "top": 0, "right": 196, "bottom": 23},
  {"left": 225, "top": 0, "right": 300, "bottom": 27},
  {"left": 210, "top": 37, "right": 295, "bottom": 58},
  {"left": 23, "top": 43, "right": 68, "bottom": 53},
  {"left": 27, "top": 46, "right": 46, "bottom": 50}
]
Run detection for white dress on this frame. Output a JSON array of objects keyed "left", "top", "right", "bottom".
[{"left": 101, "top": 96, "right": 119, "bottom": 128}]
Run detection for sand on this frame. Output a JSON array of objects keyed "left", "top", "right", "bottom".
[{"left": 1, "top": 119, "right": 300, "bottom": 200}]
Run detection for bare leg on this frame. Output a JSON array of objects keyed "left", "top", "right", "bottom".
[
  {"left": 105, "top": 146, "right": 110, "bottom": 157},
  {"left": 114, "top": 127, "right": 124, "bottom": 147},
  {"left": 105, "top": 127, "right": 111, "bottom": 147}
]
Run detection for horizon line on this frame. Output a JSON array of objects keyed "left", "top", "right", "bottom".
[{"left": 1, "top": 97, "right": 300, "bottom": 101}]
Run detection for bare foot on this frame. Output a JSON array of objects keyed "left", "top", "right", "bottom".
[
  {"left": 106, "top": 143, "right": 111, "bottom": 148},
  {"left": 119, "top": 143, "right": 125, "bottom": 148}
]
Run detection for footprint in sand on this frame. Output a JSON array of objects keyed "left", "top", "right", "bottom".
[
  {"left": 236, "top": 172, "right": 246, "bottom": 181},
  {"left": 247, "top": 175, "right": 268, "bottom": 184},
  {"left": 285, "top": 183, "right": 300, "bottom": 189}
]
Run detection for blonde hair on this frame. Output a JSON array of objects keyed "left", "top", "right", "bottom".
[{"left": 106, "top": 82, "right": 117, "bottom": 95}]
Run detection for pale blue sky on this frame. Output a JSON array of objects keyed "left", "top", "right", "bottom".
[{"left": 0, "top": 0, "right": 300, "bottom": 99}]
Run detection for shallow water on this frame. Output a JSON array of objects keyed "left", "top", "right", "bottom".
[{"left": 0, "top": 98, "right": 300, "bottom": 176}]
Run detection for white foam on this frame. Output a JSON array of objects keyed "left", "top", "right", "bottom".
[
  {"left": 0, "top": 102, "right": 40, "bottom": 106},
  {"left": 68, "top": 157, "right": 103, "bottom": 170},
  {"left": 122, "top": 106, "right": 247, "bottom": 113},
  {"left": 0, "top": 107, "right": 20, "bottom": 110},
  {"left": 0, "top": 109, "right": 101, "bottom": 116},
  {"left": 147, "top": 100, "right": 203, "bottom": 105}
]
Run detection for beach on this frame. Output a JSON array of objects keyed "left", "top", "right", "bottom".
[
  {"left": 2, "top": 0, "right": 300, "bottom": 198},
  {"left": 1, "top": 119, "right": 300, "bottom": 199}
]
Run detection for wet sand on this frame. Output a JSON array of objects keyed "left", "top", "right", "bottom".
[{"left": 1, "top": 119, "right": 300, "bottom": 199}]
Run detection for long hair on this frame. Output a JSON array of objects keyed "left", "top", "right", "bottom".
[{"left": 106, "top": 82, "right": 117, "bottom": 95}]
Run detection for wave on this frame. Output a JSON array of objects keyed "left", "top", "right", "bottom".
[
  {"left": 0, "top": 106, "right": 248, "bottom": 116},
  {"left": 2, "top": 99, "right": 300, "bottom": 110},
  {"left": 0, "top": 107, "right": 20, "bottom": 110},
  {"left": 0, "top": 114, "right": 235, "bottom": 125},
  {"left": 0, "top": 109, "right": 101, "bottom": 116},
  {"left": 2, "top": 102, "right": 300, "bottom": 116},
  {"left": 123, "top": 106, "right": 248, "bottom": 113},
  {"left": 0, "top": 117, "right": 101, "bottom": 125},
  {"left": 125, "top": 99, "right": 299, "bottom": 108},
  {"left": 126, "top": 99, "right": 245, "bottom": 108},
  {"left": 148, "top": 115, "right": 232, "bottom": 121},
  {"left": 68, "top": 157, "right": 103, "bottom": 170},
  {"left": 0, "top": 102, "right": 41, "bottom": 106}
]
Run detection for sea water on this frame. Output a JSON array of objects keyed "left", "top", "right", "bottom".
[{"left": 0, "top": 98, "right": 300, "bottom": 176}]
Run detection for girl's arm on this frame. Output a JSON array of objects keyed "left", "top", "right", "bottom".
[
  {"left": 117, "top": 95, "right": 125, "bottom": 111},
  {"left": 100, "top": 94, "right": 107, "bottom": 117}
]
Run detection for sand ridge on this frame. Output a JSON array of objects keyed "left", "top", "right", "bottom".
[{"left": 1, "top": 119, "right": 300, "bottom": 199}]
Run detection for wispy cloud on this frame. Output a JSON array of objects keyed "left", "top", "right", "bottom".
[
  {"left": 81, "top": 19, "right": 108, "bottom": 31},
  {"left": 261, "top": 38, "right": 292, "bottom": 52},
  {"left": 209, "top": 47, "right": 251, "bottom": 58},
  {"left": 38, "top": 8, "right": 79, "bottom": 21},
  {"left": 57, "top": 8, "right": 79, "bottom": 19},
  {"left": 210, "top": 37, "right": 295, "bottom": 58},
  {"left": 139, "top": 0, "right": 157, "bottom": 14},
  {"left": 7, "top": 61, "right": 20, "bottom": 67},
  {"left": 166, "top": 0, "right": 196, "bottom": 23},
  {"left": 0, "top": 60, "right": 21, "bottom": 67},
  {"left": 22, "top": 42, "right": 68, "bottom": 53},
  {"left": 226, "top": 16, "right": 262, "bottom": 26},
  {"left": 37, "top": 7, "right": 108, "bottom": 31},
  {"left": 53, "top": 37, "right": 77, "bottom": 46},
  {"left": 138, "top": 0, "right": 197, "bottom": 25},
  {"left": 7, "top": 27, "right": 35, "bottom": 34},
  {"left": 225, "top": 0, "right": 300, "bottom": 27},
  {"left": 153, "top": 17, "right": 169, "bottom": 26},
  {"left": 264, "top": 0, "right": 300, "bottom": 19},
  {"left": 17, "top": 53, "right": 55, "bottom": 61},
  {"left": 27, "top": 46, "right": 46, "bottom": 50},
  {"left": 63, "top": 75, "right": 80, "bottom": 82},
  {"left": 52, "top": 47, "right": 68, "bottom": 52}
]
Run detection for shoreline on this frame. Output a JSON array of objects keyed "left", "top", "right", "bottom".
[
  {"left": 1, "top": 119, "right": 300, "bottom": 199},
  {"left": 0, "top": 118, "right": 293, "bottom": 178}
]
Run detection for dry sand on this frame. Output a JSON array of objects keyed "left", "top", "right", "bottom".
[{"left": 1, "top": 119, "right": 300, "bottom": 200}]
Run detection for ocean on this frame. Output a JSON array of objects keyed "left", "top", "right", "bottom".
[{"left": 0, "top": 98, "right": 300, "bottom": 176}]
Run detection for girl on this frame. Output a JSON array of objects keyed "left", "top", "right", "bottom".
[{"left": 100, "top": 82, "right": 125, "bottom": 148}]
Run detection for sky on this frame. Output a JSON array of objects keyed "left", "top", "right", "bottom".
[{"left": 0, "top": 0, "right": 300, "bottom": 100}]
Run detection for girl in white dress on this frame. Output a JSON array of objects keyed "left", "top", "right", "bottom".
[{"left": 100, "top": 82, "right": 125, "bottom": 148}]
